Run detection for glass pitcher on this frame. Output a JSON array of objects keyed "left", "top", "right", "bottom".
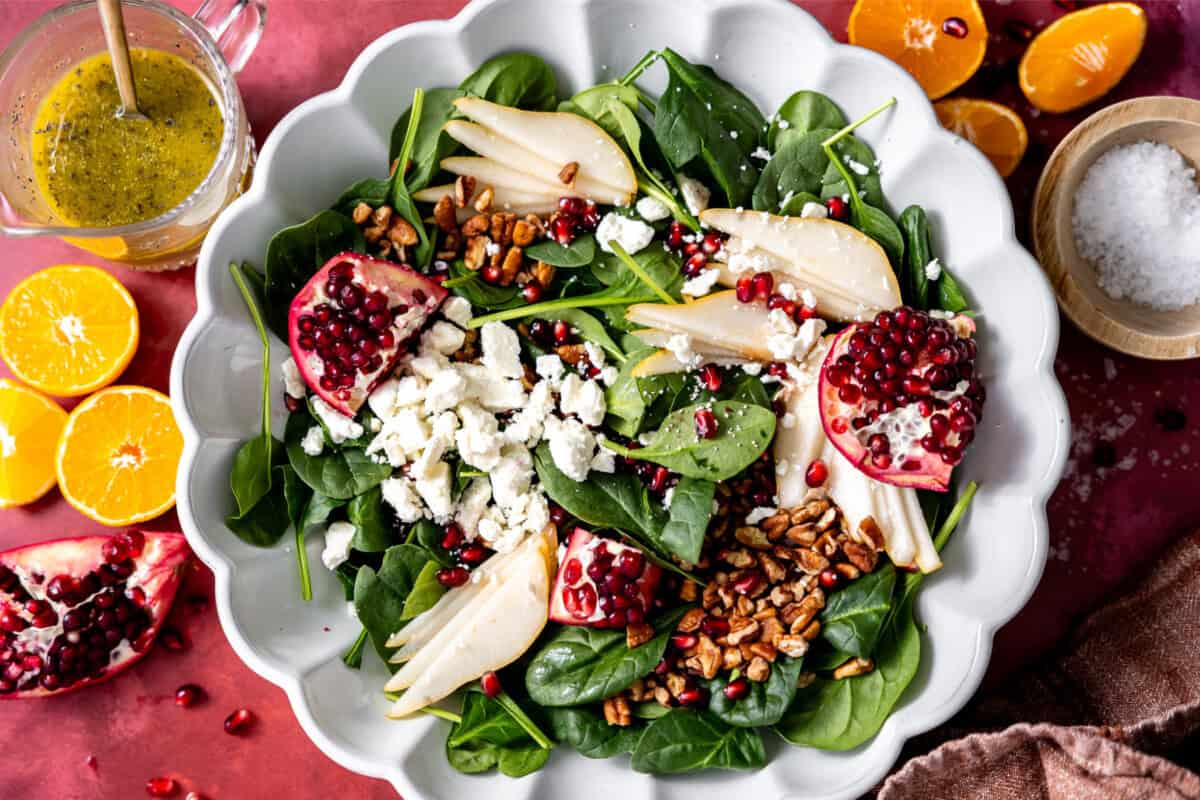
[{"left": 0, "top": 0, "right": 266, "bottom": 271}]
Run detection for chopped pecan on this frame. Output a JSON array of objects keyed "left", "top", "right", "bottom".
[
  {"left": 760, "top": 616, "right": 785, "bottom": 647},
  {"left": 796, "top": 671, "right": 817, "bottom": 690},
  {"left": 735, "top": 526, "right": 771, "bottom": 550},
  {"left": 531, "top": 260, "right": 556, "bottom": 289},
  {"left": 735, "top": 595, "right": 755, "bottom": 618},
  {"left": 769, "top": 585, "right": 795, "bottom": 607},
  {"left": 833, "top": 657, "right": 874, "bottom": 680},
  {"left": 793, "top": 498, "right": 830, "bottom": 524},
  {"left": 433, "top": 195, "right": 457, "bottom": 233},
  {"left": 799, "top": 619, "right": 822, "bottom": 641},
  {"left": 748, "top": 641, "right": 777, "bottom": 663},
  {"left": 834, "top": 562, "right": 862, "bottom": 581},
  {"left": 363, "top": 225, "right": 386, "bottom": 245},
  {"left": 603, "top": 695, "right": 632, "bottom": 726},
  {"left": 726, "top": 617, "right": 760, "bottom": 646},
  {"left": 856, "top": 517, "right": 887, "bottom": 551},
  {"left": 695, "top": 634, "right": 721, "bottom": 680},
  {"left": 678, "top": 608, "right": 706, "bottom": 633},
  {"left": 512, "top": 219, "right": 537, "bottom": 247},
  {"left": 653, "top": 686, "right": 672, "bottom": 707},
  {"left": 762, "top": 512, "right": 791, "bottom": 539},
  {"left": 745, "top": 656, "right": 771, "bottom": 682},
  {"left": 388, "top": 218, "right": 419, "bottom": 247},
  {"left": 626, "top": 622, "right": 655, "bottom": 649},
  {"left": 490, "top": 211, "right": 516, "bottom": 244},
  {"left": 665, "top": 672, "right": 687, "bottom": 698},
  {"left": 785, "top": 523, "right": 817, "bottom": 547},
  {"left": 716, "top": 585, "right": 737, "bottom": 609},
  {"left": 679, "top": 580, "right": 699, "bottom": 602},
  {"left": 454, "top": 175, "right": 475, "bottom": 208},
  {"left": 473, "top": 186, "right": 494, "bottom": 213},
  {"left": 777, "top": 634, "right": 810, "bottom": 658},
  {"left": 843, "top": 540, "right": 879, "bottom": 573},
  {"left": 500, "top": 245, "right": 523, "bottom": 285},
  {"left": 372, "top": 205, "right": 394, "bottom": 228},
  {"left": 559, "top": 161, "right": 580, "bottom": 185},
  {"left": 758, "top": 552, "right": 787, "bottom": 583},
  {"left": 782, "top": 594, "right": 823, "bottom": 633},
  {"left": 721, "top": 647, "right": 744, "bottom": 670},
  {"left": 555, "top": 343, "right": 588, "bottom": 367},
  {"left": 351, "top": 202, "right": 372, "bottom": 224},
  {"left": 723, "top": 548, "right": 754, "bottom": 569},
  {"left": 462, "top": 213, "right": 490, "bottom": 237},
  {"left": 795, "top": 548, "right": 829, "bottom": 574},
  {"left": 815, "top": 506, "right": 839, "bottom": 531},
  {"left": 701, "top": 582, "right": 721, "bottom": 610},
  {"left": 463, "top": 236, "right": 488, "bottom": 271}
]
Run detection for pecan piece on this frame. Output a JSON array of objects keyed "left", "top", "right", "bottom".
[
  {"left": 745, "top": 656, "right": 771, "bottom": 682},
  {"left": 351, "top": 202, "right": 373, "bottom": 224},
  {"left": 777, "top": 634, "right": 810, "bottom": 658},
  {"left": 726, "top": 617, "right": 760, "bottom": 646},
  {"left": 473, "top": 186, "right": 494, "bottom": 213},
  {"left": 735, "top": 526, "right": 771, "bottom": 550},
  {"left": 843, "top": 540, "right": 879, "bottom": 573},
  {"left": 461, "top": 213, "right": 490, "bottom": 237},
  {"left": 433, "top": 195, "right": 457, "bottom": 233},
  {"left": 454, "top": 175, "right": 476, "bottom": 208},
  {"left": 531, "top": 260, "right": 556, "bottom": 289},
  {"left": 559, "top": 161, "right": 580, "bottom": 185},
  {"left": 626, "top": 622, "right": 655, "bottom": 649},
  {"left": 388, "top": 218, "right": 419, "bottom": 247},
  {"left": 603, "top": 695, "right": 632, "bottom": 726},
  {"left": 499, "top": 245, "right": 523, "bottom": 285},
  {"left": 833, "top": 657, "right": 874, "bottom": 680},
  {"left": 463, "top": 236, "right": 488, "bottom": 271},
  {"left": 677, "top": 608, "right": 706, "bottom": 634},
  {"left": 512, "top": 219, "right": 537, "bottom": 247},
  {"left": 723, "top": 549, "right": 755, "bottom": 569}
]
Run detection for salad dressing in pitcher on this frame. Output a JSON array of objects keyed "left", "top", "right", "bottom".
[{"left": 30, "top": 47, "right": 223, "bottom": 228}]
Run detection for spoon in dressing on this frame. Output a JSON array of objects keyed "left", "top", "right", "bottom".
[{"left": 96, "top": 0, "right": 147, "bottom": 120}]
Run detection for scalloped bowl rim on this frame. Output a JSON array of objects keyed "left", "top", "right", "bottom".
[{"left": 170, "top": 1, "right": 1070, "bottom": 797}]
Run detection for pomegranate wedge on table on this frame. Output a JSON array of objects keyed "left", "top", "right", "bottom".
[{"left": 222, "top": 48, "right": 984, "bottom": 779}]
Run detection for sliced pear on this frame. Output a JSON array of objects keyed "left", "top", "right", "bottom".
[
  {"left": 709, "top": 259, "right": 877, "bottom": 323},
  {"left": 702, "top": 209, "right": 901, "bottom": 320},
  {"left": 413, "top": 181, "right": 559, "bottom": 209},
  {"left": 455, "top": 96, "right": 636, "bottom": 198},
  {"left": 386, "top": 528, "right": 556, "bottom": 717},
  {"left": 629, "top": 328, "right": 746, "bottom": 359},
  {"left": 625, "top": 291, "right": 775, "bottom": 362},
  {"left": 444, "top": 121, "right": 630, "bottom": 202},
  {"left": 630, "top": 349, "right": 748, "bottom": 378}
]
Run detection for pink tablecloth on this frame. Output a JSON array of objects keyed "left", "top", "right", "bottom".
[{"left": 0, "top": 1, "right": 1197, "bottom": 797}]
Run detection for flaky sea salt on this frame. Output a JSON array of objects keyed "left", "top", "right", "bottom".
[{"left": 1072, "top": 141, "right": 1200, "bottom": 310}]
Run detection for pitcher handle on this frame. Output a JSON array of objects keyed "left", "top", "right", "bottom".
[{"left": 193, "top": 0, "right": 268, "bottom": 74}]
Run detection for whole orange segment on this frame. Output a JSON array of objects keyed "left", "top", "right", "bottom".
[
  {"left": 56, "top": 386, "right": 182, "bottom": 526},
  {"left": 934, "top": 98, "right": 1029, "bottom": 177},
  {"left": 0, "top": 265, "right": 139, "bottom": 398},
  {"left": 848, "top": 0, "right": 988, "bottom": 100},
  {"left": 0, "top": 379, "right": 67, "bottom": 508},
  {"left": 1019, "top": 2, "right": 1147, "bottom": 114}
]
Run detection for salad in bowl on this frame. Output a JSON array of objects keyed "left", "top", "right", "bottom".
[{"left": 223, "top": 47, "right": 984, "bottom": 778}]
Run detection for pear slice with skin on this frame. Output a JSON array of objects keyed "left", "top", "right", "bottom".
[
  {"left": 412, "top": 181, "right": 559, "bottom": 210},
  {"left": 630, "top": 349, "right": 749, "bottom": 378},
  {"left": 385, "top": 528, "right": 556, "bottom": 715},
  {"left": 702, "top": 209, "right": 901, "bottom": 320},
  {"left": 629, "top": 329, "right": 746, "bottom": 359},
  {"left": 384, "top": 542, "right": 524, "bottom": 650},
  {"left": 773, "top": 341, "right": 939, "bottom": 573},
  {"left": 626, "top": 290, "right": 776, "bottom": 362},
  {"left": 454, "top": 96, "right": 636, "bottom": 198},
  {"left": 441, "top": 156, "right": 630, "bottom": 208},
  {"left": 708, "top": 259, "right": 878, "bottom": 323},
  {"left": 444, "top": 121, "right": 632, "bottom": 202}
]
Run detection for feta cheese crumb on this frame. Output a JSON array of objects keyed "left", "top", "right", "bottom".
[
  {"left": 545, "top": 416, "right": 596, "bottom": 482},
  {"left": 600, "top": 366, "right": 620, "bottom": 386},
  {"left": 456, "top": 402, "right": 503, "bottom": 471},
  {"left": 681, "top": 268, "right": 721, "bottom": 297},
  {"left": 745, "top": 507, "right": 776, "bottom": 525},
  {"left": 666, "top": 333, "right": 702, "bottom": 369},
  {"left": 596, "top": 212, "right": 655, "bottom": 255},
  {"left": 751, "top": 146, "right": 772, "bottom": 162},
  {"left": 424, "top": 367, "right": 468, "bottom": 413},
  {"left": 583, "top": 341, "right": 606, "bottom": 370},
  {"left": 767, "top": 318, "right": 827, "bottom": 361},
  {"left": 441, "top": 295, "right": 473, "bottom": 327},
  {"left": 801, "top": 288, "right": 817, "bottom": 309},
  {"left": 741, "top": 362, "right": 763, "bottom": 376},
  {"left": 800, "top": 201, "right": 828, "bottom": 219},
  {"left": 280, "top": 358, "right": 306, "bottom": 399},
  {"left": 300, "top": 426, "right": 325, "bottom": 456},
  {"left": 421, "top": 321, "right": 466, "bottom": 356},
  {"left": 414, "top": 460, "right": 453, "bottom": 521},
  {"left": 678, "top": 175, "right": 711, "bottom": 216},
  {"left": 661, "top": 485, "right": 676, "bottom": 509},
  {"left": 777, "top": 282, "right": 798, "bottom": 301},
  {"left": 636, "top": 195, "right": 670, "bottom": 222},
  {"left": 455, "top": 479, "right": 492, "bottom": 535},
  {"left": 536, "top": 354, "right": 566, "bottom": 388},
  {"left": 382, "top": 476, "right": 427, "bottom": 523},
  {"left": 559, "top": 374, "right": 606, "bottom": 427},
  {"left": 925, "top": 258, "right": 943, "bottom": 281},
  {"left": 311, "top": 396, "right": 364, "bottom": 444},
  {"left": 369, "top": 375, "right": 426, "bottom": 419},
  {"left": 480, "top": 321, "right": 523, "bottom": 378},
  {"left": 321, "top": 522, "right": 356, "bottom": 570}
]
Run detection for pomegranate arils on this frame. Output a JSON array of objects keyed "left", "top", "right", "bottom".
[
  {"left": 700, "top": 616, "right": 729, "bottom": 637},
  {"left": 436, "top": 567, "right": 470, "bottom": 588},
  {"left": 735, "top": 276, "right": 754, "bottom": 303},
  {"left": 481, "top": 670, "right": 503, "bottom": 699},
  {"left": 549, "top": 529, "right": 661, "bottom": 629},
  {"left": 223, "top": 707, "right": 254, "bottom": 735},
  {"left": 146, "top": 777, "right": 178, "bottom": 797},
  {"left": 699, "top": 364, "right": 723, "bottom": 392},
  {"left": 175, "top": 683, "right": 204, "bottom": 708},
  {"left": 750, "top": 271, "right": 773, "bottom": 299},
  {"left": 818, "top": 568, "right": 842, "bottom": 591},
  {"left": 694, "top": 408, "right": 719, "bottom": 439},
  {"left": 522, "top": 283, "right": 542, "bottom": 303},
  {"left": 805, "top": 459, "right": 829, "bottom": 487},
  {"left": 942, "top": 16, "right": 968, "bottom": 38},
  {"left": 825, "top": 196, "right": 849, "bottom": 221},
  {"left": 723, "top": 678, "right": 749, "bottom": 701},
  {"left": 683, "top": 252, "right": 708, "bottom": 276}
]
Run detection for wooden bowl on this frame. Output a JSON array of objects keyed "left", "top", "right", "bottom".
[{"left": 1032, "top": 96, "right": 1200, "bottom": 359}]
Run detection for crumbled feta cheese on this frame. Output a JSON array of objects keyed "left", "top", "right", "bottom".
[
  {"left": 661, "top": 485, "right": 675, "bottom": 509},
  {"left": 414, "top": 460, "right": 453, "bottom": 521},
  {"left": 484, "top": 239, "right": 501, "bottom": 256},
  {"left": 300, "top": 426, "right": 325, "bottom": 456},
  {"left": 751, "top": 146, "right": 771, "bottom": 161},
  {"left": 844, "top": 156, "right": 870, "bottom": 176},
  {"left": 800, "top": 201, "right": 827, "bottom": 219},
  {"left": 741, "top": 362, "right": 763, "bottom": 376},
  {"left": 455, "top": 402, "right": 503, "bottom": 470},
  {"left": 382, "top": 476, "right": 426, "bottom": 523},
  {"left": 590, "top": 445, "right": 616, "bottom": 474},
  {"left": 321, "top": 521, "right": 356, "bottom": 570},
  {"left": 583, "top": 341, "right": 606, "bottom": 370},
  {"left": 777, "top": 282, "right": 798, "bottom": 301},
  {"left": 280, "top": 358, "right": 306, "bottom": 399},
  {"left": 681, "top": 268, "right": 721, "bottom": 297},
  {"left": 745, "top": 507, "right": 776, "bottom": 525},
  {"left": 559, "top": 374, "right": 606, "bottom": 427},
  {"left": 925, "top": 258, "right": 943, "bottom": 281},
  {"left": 801, "top": 288, "right": 817, "bottom": 309},
  {"left": 767, "top": 308, "right": 798, "bottom": 335},
  {"left": 767, "top": 318, "right": 827, "bottom": 361},
  {"left": 455, "top": 478, "right": 492, "bottom": 535},
  {"left": 420, "top": 321, "right": 466, "bottom": 356},
  {"left": 441, "top": 296, "right": 473, "bottom": 327},
  {"left": 535, "top": 354, "right": 566, "bottom": 388},
  {"left": 311, "top": 396, "right": 364, "bottom": 444},
  {"left": 409, "top": 354, "right": 448, "bottom": 380},
  {"left": 545, "top": 416, "right": 596, "bottom": 482},
  {"left": 600, "top": 366, "right": 620, "bottom": 386},
  {"left": 369, "top": 375, "right": 426, "bottom": 419},
  {"left": 636, "top": 195, "right": 670, "bottom": 222},
  {"left": 666, "top": 333, "right": 702, "bottom": 369},
  {"left": 480, "top": 322, "right": 523, "bottom": 378},
  {"left": 679, "top": 176, "right": 711, "bottom": 216},
  {"left": 490, "top": 446, "right": 533, "bottom": 510},
  {"left": 596, "top": 212, "right": 655, "bottom": 255},
  {"left": 424, "top": 367, "right": 469, "bottom": 413},
  {"left": 476, "top": 378, "right": 529, "bottom": 413},
  {"left": 504, "top": 381, "right": 554, "bottom": 446}
]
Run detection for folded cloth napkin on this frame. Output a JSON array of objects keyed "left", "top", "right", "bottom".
[{"left": 878, "top": 528, "right": 1200, "bottom": 799}]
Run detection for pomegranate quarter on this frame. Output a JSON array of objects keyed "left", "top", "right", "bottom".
[{"left": 549, "top": 528, "right": 662, "bottom": 629}]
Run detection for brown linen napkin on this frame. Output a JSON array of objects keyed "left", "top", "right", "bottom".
[{"left": 878, "top": 528, "right": 1200, "bottom": 799}]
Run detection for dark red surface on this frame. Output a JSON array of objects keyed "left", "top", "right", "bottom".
[{"left": 0, "top": 1, "right": 1197, "bottom": 797}]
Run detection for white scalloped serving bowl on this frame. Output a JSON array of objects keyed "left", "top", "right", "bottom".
[{"left": 170, "top": 1, "right": 1070, "bottom": 797}]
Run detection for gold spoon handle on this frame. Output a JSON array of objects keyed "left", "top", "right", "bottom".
[{"left": 97, "top": 0, "right": 143, "bottom": 117}]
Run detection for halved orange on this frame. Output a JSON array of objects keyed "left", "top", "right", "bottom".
[
  {"left": 1019, "top": 2, "right": 1147, "bottom": 114},
  {"left": 0, "top": 265, "right": 139, "bottom": 397},
  {"left": 848, "top": 0, "right": 988, "bottom": 100},
  {"left": 0, "top": 379, "right": 67, "bottom": 508},
  {"left": 934, "top": 98, "right": 1029, "bottom": 177},
  {"left": 56, "top": 386, "right": 182, "bottom": 526}
]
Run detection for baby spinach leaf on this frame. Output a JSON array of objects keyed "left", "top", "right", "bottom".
[
  {"left": 821, "top": 134, "right": 885, "bottom": 210},
  {"left": 855, "top": 203, "right": 904, "bottom": 268},
  {"left": 637, "top": 370, "right": 689, "bottom": 431},
  {"left": 634, "top": 701, "right": 672, "bottom": 720},
  {"left": 377, "top": 543, "right": 435, "bottom": 598},
  {"left": 263, "top": 210, "right": 364, "bottom": 340},
  {"left": 444, "top": 260, "right": 522, "bottom": 310},
  {"left": 279, "top": 463, "right": 312, "bottom": 533},
  {"left": 229, "top": 435, "right": 283, "bottom": 519},
  {"left": 899, "top": 205, "right": 933, "bottom": 308},
  {"left": 653, "top": 48, "right": 765, "bottom": 207},
  {"left": 778, "top": 190, "right": 823, "bottom": 217},
  {"left": 631, "top": 710, "right": 765, "bottom": 774},
  {"left": 820, "top": 564, "right": 896, "bottom": 658},
  {"left": 524, "top": 234, "right": 596, "bottom": 267},
  {"left": 399, "top": 561, "right": 446, "bottom": 621},
  {"left": 448, "top": 690, "right": 528, "bottom": 748},
  {"left": 726, "top": 373, "right": 772, "bottom": 409},
  {"left": 938, "top": 267, "right": 969, "bottom": 313},
  {"left": 285, "top": 411, "right": 392, "bottom": 500},
  {"left": 300, "top": 491, "right": 344, "bottom": 532},
  {"left": 524, "top": 606, "right": 690, "bottom": 707},
  {"left": 706, "top": 655, "right": 805, "bottom": 728},
  {"left": 388, "top": 88, "right": 434, "bottom": 267},
  {"left": 659, "top": 476, "right": 714, "bottom": 564},
  {"left": 224, "top": 482, "right": 290, "bottom": 547},
  {"left": 751, "top": 129, "right": 836, "bottom": 212},
  {"left": 459, "top": 52, "right": 557, "bottom": 110},
  {"left": 604, "top": 346, "right": 653, "bottom": 437},
  {"left": 445, "top": 739, "right": 501, "bottom": 774},
  {"left": 775, "top": 585, "right": 920, "bottom": 751},
  {"left": 546, "top": 707, "right": 644, "bottom": 758},
  {"left": 388, "top": 87, "right": 462, "bottom": 192},
  {"left": 533, "top": 443, "right": 667, "bottom": 546},
  {"left": 497, "top": 744, "right": 551, "bottom": 777},
  {"left": 347, "top": 486, "right": 392, "bottom": 552},
  {"left": 352, "top": 565, "right": 409, "bottom": 665},
  {"left": 769, "top": 90, "right": 848, "bottom": 150},
  {"left": 331, "top": 176, "right": 389, "bottom": 217},
  {"left": 446, "top": 691, "right": 552, "bottom": 777},
  {"left": 603, "top": 401, "right": 776, "bottom": 482},
  {"left": 530, "top": 307, "right": 624, "bottom": 363}
]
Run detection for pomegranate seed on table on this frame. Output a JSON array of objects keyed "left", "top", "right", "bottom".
[
  {"left": 223, "top": 708, "right": 254, "bottom": 735},
  {"left": 694, "top": 407, "right": 719, "bottom": 439},
  {"left": 481, "top": 670, "right": 503, "bottom": 699},
  {"left": 145, "top": 776, "right": 178, "bottom": 797},
  {"left": 175, "top": 684, "right": 205, "bottom": 708},
  {"left": 158, "top": 627, "right": 187, "bottom": 652}
]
